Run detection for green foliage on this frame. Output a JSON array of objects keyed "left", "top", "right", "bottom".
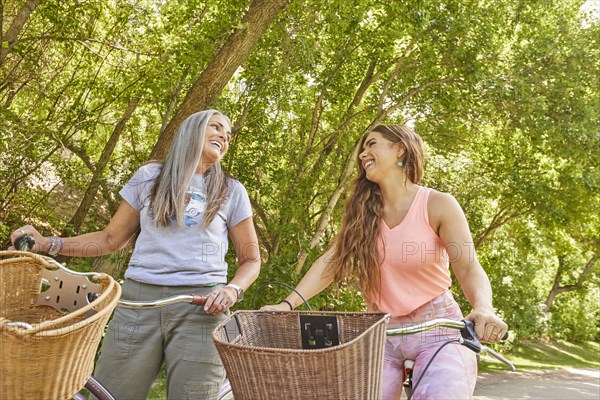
[
  {"left": 1, "top": 0, "right": 598, "bottom": 342},
  {"left": 549, "top": 285, "right": 600, "bottom": 342}
]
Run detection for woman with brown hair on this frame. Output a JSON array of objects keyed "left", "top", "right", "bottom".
[{"left": 264, "top": 124, "right": 507, "bottom": 399}]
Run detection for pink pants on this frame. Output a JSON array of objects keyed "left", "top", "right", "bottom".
[{"left": 382, "top": 291, "right": 477, "bottom": 400}]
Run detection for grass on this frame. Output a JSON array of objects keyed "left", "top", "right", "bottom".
[
  {"left": 146, "top": 340, "right": 600, "bottom": 398},
  {"left": 148, "top": 366, "right": 167, "bottom": 400},
  {"left": 479, "top": 339, "right": 600, "bottom": 372}
]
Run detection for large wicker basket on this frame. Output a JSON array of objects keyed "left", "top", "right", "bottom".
[
  {"left": 213, "top": 310, "right": 389, "bottom": 400},
  {"left": 0, "top": 251, "right": 121, "bottom": 400}
]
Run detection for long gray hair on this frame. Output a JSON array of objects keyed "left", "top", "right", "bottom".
[{"left": 149, "top": 110, "right": 231, "bottom": 228}]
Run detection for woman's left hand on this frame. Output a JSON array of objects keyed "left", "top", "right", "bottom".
[
  {"left": 204, "top": 286, "right": 237, "bottom": 315},
  {"left": 464, "top": 309, "right": 509, "bottom": 343}
]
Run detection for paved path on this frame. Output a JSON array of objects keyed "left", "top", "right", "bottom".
[{"left": 474, "top": 368, "right": 600, "bottom": 399}]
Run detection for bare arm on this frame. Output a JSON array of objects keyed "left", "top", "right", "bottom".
[
  {"left": 431, "top": 191, "right": 508, "bottom": 342},
  {"left": 262, "top": 248, "right": 335, "bottom": 310},
  {"left": 10, "top": 201, "right": 140, "bottom": 257},
  {"left": 227, "top": 217, "right": 261, "bottom": 290},
  {"left": 204, "top": 217, "right": 261, "bottom": 314}
]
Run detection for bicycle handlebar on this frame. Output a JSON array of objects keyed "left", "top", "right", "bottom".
[
  {"left": 4, "top": 236, "right": 209, "bottom": 330},
  {"left": 386, "top": 317, "right": 509, "bottom": 341},
  {"left": 118, "top": 294, "right": 207, "bottom": 309},
  {"left": 8, "top": 236, "right": 510, "bottom": 359},
  {"left": 386, "top": 318, "right": 515, "bottom": 371},
  {"left": 386, "top": 318, "right": 467, "bottom": 336},
  {"left": 14, "top": 234, "right": 36, "bottom": 252}
]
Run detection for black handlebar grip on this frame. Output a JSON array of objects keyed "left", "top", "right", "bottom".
[{"left": 14, "top": 234, "right": 35, "bottom": 251}]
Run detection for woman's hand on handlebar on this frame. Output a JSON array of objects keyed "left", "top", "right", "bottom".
[
  {"left": 9, "top": 225, "right": 49, "bottom": 253},
  {"left": 204, "top": 286, "right": 237, "bottom": 315},
  {"left": 464, "top": 308, "right": 508, "bottom": 343}
]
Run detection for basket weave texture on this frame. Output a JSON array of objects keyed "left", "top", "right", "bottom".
[
  {"left": 0, "top": 251, "right": 121, "bottom": 400},
  {"left": 213, "top": 310, "right": 389, "bottom": 400}
]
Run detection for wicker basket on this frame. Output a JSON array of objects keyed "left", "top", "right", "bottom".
[
  {"left": 0, "top": 251, "right": 121, "bottom": 400},
  {"left": 213, "top": 310, "right": 389, "bottom": 400}
]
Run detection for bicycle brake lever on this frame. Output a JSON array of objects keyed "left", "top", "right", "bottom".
[
  {"left": 15, "top": 234, "right": 35, "bottom": 251},
  {"left": 460, "top": 319, "right": 482, "bottom": 353},
  {"left": 481, "top": 345, "right": 517, "bottom": 371}
]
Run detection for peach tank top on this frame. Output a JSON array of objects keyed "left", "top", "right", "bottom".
[{"left": 369, "top": 187, "right": 452, "bottom": 316}]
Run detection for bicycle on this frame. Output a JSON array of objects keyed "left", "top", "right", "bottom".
[
  {"left": 3, "top": 236, "right": 514, "bottom": 400},
  {"left": 212, "top": 311, "right": 514, "bottom": 400},
  {"left": 85, "top": 316, "right": 515, "bottom": 400},
  {"left": 1, "top": 237, "right": 232, "bottom": 400},
  {"left": 386, "top": 318, "right": 515, "bottom": 399}
]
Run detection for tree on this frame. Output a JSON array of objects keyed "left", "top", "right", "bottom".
[
  {"left": 0, "top": 0, "right": 43, "bottom": 65},
  {"left": 149, "top": 0, "right": 290, "bottom": 160},
  {"left": 0, "top": 0, "right": 598, "bottom": 341},
  {"left": 545, "top": 255, "right": 598, "bottom": 311}
]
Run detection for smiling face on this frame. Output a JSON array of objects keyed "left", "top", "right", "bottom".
[
  {"left": 199, "top": 113, "right": 232, "bottom": 168},
  {"left": 358, "top": 131, "right": 403, "bottom": 183}
]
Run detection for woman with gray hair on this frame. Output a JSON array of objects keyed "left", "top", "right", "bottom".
[{"left": 11, "top": 110, "right": 261, "bottom": 399}]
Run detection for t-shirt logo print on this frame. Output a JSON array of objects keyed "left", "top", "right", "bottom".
[{"left": 184, "top": 189, "right": 207, "bottom": 226}]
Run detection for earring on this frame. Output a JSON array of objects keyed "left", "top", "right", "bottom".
[{"left": 396, "top": 161, "right": 404, "bottom": 167}]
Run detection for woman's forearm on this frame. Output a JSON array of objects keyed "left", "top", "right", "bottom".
[
  {"left": 455, "top": 263, "right": 495, "bottom": 312},
  {"left": 56, "top": 231, "right": 126, "bottom": 258},
  {"left": 285, "top": 249, "right": 335, "bottom": 308},
  {"left": 229, "top": 259, "right": 261, "bottom": 291}
]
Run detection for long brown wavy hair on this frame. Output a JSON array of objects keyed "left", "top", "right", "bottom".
[{"left": 326, "top": 125, "right": 425, "bottom": 301}]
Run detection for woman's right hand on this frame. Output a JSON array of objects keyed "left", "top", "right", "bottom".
[
  {"left": 260, "top": 302, "right": 292, "bottom": 311},
  {"left": 9, "top": 225, "right": 49, "bottom": 253}
]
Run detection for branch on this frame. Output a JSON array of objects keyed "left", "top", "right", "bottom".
[
  {"left": 9, "top": 36, "right": 162, "bottom": 56},
  {"left": 64, "top": 97, "right": 141, "bottom": 234},
  {"left": 62, "top": 139, "right": 96, "bottom": 171},
  {"left": 0, "top": 0, "right": 43, "bottom": 65},
  {"left": 378, "top": 77, "right": 464, "bottom": 120},
  {"left": 575, "top": 254, "right": 597, "bottom": 286},
  {"left": 249, "top": 197, "right": 273, "bottom": 254},
  {"left": 474, "top": 207, "right": 524, "bottom": 248},
  {"left": 307, "top": 58, "right": 380, "bottom": 178},
  {"left": 294, "top": 141, "right": 360, "bottom": 274},
  {"left": 150, "top": 0, "right": 290, "bottom": 160},
  {"left": 545, "top": 254, "right": 597, "bottom": 310}
]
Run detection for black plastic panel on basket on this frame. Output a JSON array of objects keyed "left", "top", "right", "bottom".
[
  {"left": 223, "top": 313, "right": 341, "bottom": 350},
  {"left": 300, "top": 314, "right": 340, "bottom": 349}
]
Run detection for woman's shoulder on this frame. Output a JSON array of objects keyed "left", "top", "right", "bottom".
[
  {"left": 137, "top": 161, "right": 163, "bottom": 177},
  {"left": 425, "top": 187, "right": 462, "bottom": 217},
  {"left": 226, "top": 176, "right": 248, "bottom": 193},
  {"left": 425, "top": 187, "right": 456, "bottom": 203},
  {"left": 124, "top": 162, "right": 162, "bottom": 187}
]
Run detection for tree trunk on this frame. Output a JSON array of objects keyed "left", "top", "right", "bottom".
[
  {"left": 545, "top": 255, "right": 597, "bottom": 311},
  {"left": 0, "top": 0, "right": 43, "bottom": 65},
  {"left": 294, "top": 140, "right": 361, "bottom": 274},
  {"left": 149, "top": 0, "right": 289, "bottom": 160},
  {"left": 91, "top": 245, "right": 132, "bottom": 277},
  {"left": 63, "top": 97, "right": 140, "bottom": 235}
]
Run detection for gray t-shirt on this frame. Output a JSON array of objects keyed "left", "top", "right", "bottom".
[{"left": 120, "top": 163, "right": 252, "bottom": 286}]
